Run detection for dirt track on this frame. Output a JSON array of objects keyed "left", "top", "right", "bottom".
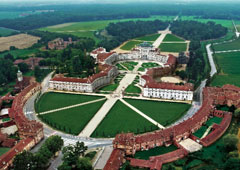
[{"left": 0, "top": 34, "right": 40, "bottom": 52}]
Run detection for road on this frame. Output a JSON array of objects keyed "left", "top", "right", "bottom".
[{"left": 206, "top": 44, "right": 217, "bottom": 77}]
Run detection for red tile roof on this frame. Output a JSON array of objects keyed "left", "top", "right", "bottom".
[{"left": 97, "top": 52, "right": 115, "bottom": 62}]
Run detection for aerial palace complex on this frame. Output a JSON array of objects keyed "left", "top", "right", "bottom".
[{"left": 49, "top": 43, "right": 194, "bottom": 101}]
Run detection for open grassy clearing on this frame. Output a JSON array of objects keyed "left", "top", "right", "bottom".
[
  {"left": 163, "top": 34, "right": 185, "bottom": 42},
  {"left": 0, "top": 34, "right": 40, "bottom": 52},
  {"left": 39, "top": 15, "right": 174, "bottom": 41},
  {"left": 0, "top": 27, "right": 17, "bottom": 36},
  {"left": 124, "top": 99, "right": 191, "bottom": 126},
  {"left": 213, "top": 38, "right": 240, "bottom": 51},
  {"left": 120, "top": 41, "right": 144, "bottom": 51},
  {"left": 211, "top": 52, "right": 240, "bottom": 87},
  {"left": 91, "top": 100, "right": 158, "bottom": 138},
  {"left": 134, "top": 145, "right": 178, "bottom": 160},
  {"left": 159, "top": 43, "right": 187, "bottom": 52},
  {"left": 40, "top": 99, "right": 106, "bottom": 135},
  {"left": 0, "top": 147, "right": 10, "bottom": 156},
  {"left": 35, "top": 92, "right": 104, "bottom": 113},
  {"left": 0, "top": 49, "right": 39, "bottom": 59},
  {"left": 179, "top": 16, "right": 235, "bottom": 28},
  {"left": 135, "top": 33, "right": 160, "bottom": 41}
]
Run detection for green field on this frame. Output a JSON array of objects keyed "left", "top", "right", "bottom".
[
  {"left": 213, "top": 38, "right": 240, "bottom": 51},
  {"left": 120, "top": 41, "right": 143, "bottom": 51},
  {"left": 0, "top": 27, "right": 17, "bottom": 36},
  {"left": 159, "top": 43, "right": 187, "bottom": 53},
  {"left": 0, "top": 49, "right": 39, "bottom": 59},
  {"left": 0, "top": 147, "right": 10, "bottom": 156},
  {"left": 135, "top": 34, "right": 160, "bottom": 41},
  {"left": 179, "top": 16, "right": 235, "bottom": 28},
  {"left": 163, "top": 34, "right": 185, "bottom": 42},
  {"left": 40, "top": 99, "right": 106, "bottom": 135},
  {"left": 211, "top": 52, "right": 240, "bottom": 87},
  {"left": 124, "top": 99, "right": 191, "bottom": 126},
  {"left": 125, "top": 84, "right": 142, "bottom": 94},
  {"left": 91, "top": 100, "right": 158, "bottom": 138},
  {"left": 39, "top": 15, "right": 174, "bottom": 42},
  {"left": 98, "top": 83, "right": 119, "bottom": 92},
  {"left": 35, "top": 92, "right": 104, "bottom": 113},
  {"left": 134, "top": 145, "right": 178, "bottom": 160}
]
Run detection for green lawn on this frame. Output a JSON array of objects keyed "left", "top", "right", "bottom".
[
  {"left": 116, "top": 63, "right": 127, "bottom": 70},
  {"left": 98, "top": 83, "right": 119, "bottom": 92},
  {"left": 0, "top": 49, "right": 39, "bottom": 59},
  {"left": 120, "top": 41, "right": 143, "bottom": 51},
  {"left": 0, "top": 27, "right": 17, "bottom": 36},
  {"left": 35, "top": 92, "right": 105, "bottom": 113},
  {"left": 124, "top": 99, "right": 191, "bottom": 126},
  {"left": 40, "top": 99, "right": 106, "bottom": 135},
  {"left": 125, "top": 84, "right": 141, "bottom": 94},
  {"left": 159, "top": 43, "right": 187, "bottom": 52},
  {"left": 0, "top": 147, "right": 10, "bottom": 156},
  {"left": 135, "top": 34, "right": 160, "bottom": 41},
  {"left": 141, "top": 62, "right": 160, "bottom": 68},
  {"left": 213, "top": 38, "right": 240, "bottom": 51},
  {"left": 179, "top": 16, "right": 235, "bottom": 28},
  {"left": 91, "top": 100, "right": 158, "bottom": 138},
  {"left": 134, "top": 145, "right": 178, "bottom": 160},
  {"left": 121, "top": 61, "right": 138, "bottom": 71},
  {"left": 163, "top": 34, "right": 185, "bottom": 42}
]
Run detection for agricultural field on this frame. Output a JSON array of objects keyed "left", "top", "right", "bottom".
[
  {"left": 40, "top": 99, "right": 106, "bottom": 135},
  {"left": 0, "top": 27, "right": 18, "bottom": 37},
  {"left": 213, "top": 38, "right": 240, "bottom": 51},
  {"left": 0, "top": 147, "right": 10, "bottom": 156},
  {"left": 120, "top": 41, "right": 143, "bottom": 51},
  {"left": 124, "top": 99, "right": 191, "bottom": 126},
  {"left": 0, "top": 48, "right": 39, "bottom": 59},
  {"left": 159, "top": 43, "right": 187, "bottom": 53},
  {"left": 0, "top": 11, "right": 44, "bottom": 20},
  {"left": 39, "top": 15, "right": 174, "bottom": 42},
  {"left": 135, "top": 33, "right": 160, "bottom": 41},
  {"left": 0, "top": 34, "right": 40, "bottom": 52},
  {"left": 35, "top": 92, "right": 105, "bottom": 113},
  {"left": 91, "top": 100, "right": 158, "bottom": 138},
  {"left": 211, "top": 52, "right": 240, "bottom": 87},
  {"left": 163, "top": 34, "right": 185, "bottom": 42},
  {"left": 179, "top": 16, "right": 236, "bottom": 28}
]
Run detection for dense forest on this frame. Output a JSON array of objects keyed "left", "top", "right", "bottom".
[
  {"left": 1, "top": 3, "right": 240, "bottom": 30},
  {"left": 170, "top": 21, "right": 227, "bottom": 86},
  {"left": 99, "top": 20, "right": 168, "bottom": 51}
]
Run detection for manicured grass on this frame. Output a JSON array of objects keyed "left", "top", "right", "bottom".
[
  {"left": 40, "top": 99, "right": 106, "bottom": 135},
  {"left": 213, "top": 38, "right": 240, "bottom": 51},
  {"left": 141, "top": 62, "right": 160, "bottom": 68},
  {"left": 137, "top": 67, "right": 145, "bottom": 72},
  {"left": 98, "top": 83, "right": 119, "bottom": 92},
  {"left": 163, "top": 34, "right": 185, "bottom": 42},
  {"left": 116, "top": 63, "right": 127, "bottom": 70},
  {"left": 193, "top": 126, "right": 208, "bottom": 138},
  {"left": 121, "top": 61, "right": 138, "bottom": 71},
  {"left": 134, "top": 145, "right": 178, "bottom": 160},
  {"left": 0, "top": 27, "right": 17, "bottom": 36},
  {"left": 125, "top": 84, "right": 141, "bottom": 94},
  {"left": 36, "top": 92, "right": 104, "bottom": 113},
  {"left": 179, "top": 16, "right": 234, "bottom": 28},
  {"left": 120, "top": 41, "right": 143, "bottom": 51},
  {"left": 0, "top": 49, "right": 39, "bottom": 59},
  {"left": 124, "top": 99, "right": 191, "bottom": 126},
  {"left": 159, "top": 43, "right": 187, "bottom": 52},
  {"left": 135, "top": 34, "right": 160, "bottom": 41},
  {"left": 2, "top": 118, "right": 11, "bottom": 122},
  {"left": 91, "top": 100, "right": 158, "bottom": 138},
  {"left": 0, "top": 147, "right": 10, "bottom": 156},
  {"left": 206, "top": 117, "right": 223, "bottom": 127}
]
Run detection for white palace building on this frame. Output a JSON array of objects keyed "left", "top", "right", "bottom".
[{"left": 49, "top": 42, "right": 194, "bottom": 101}]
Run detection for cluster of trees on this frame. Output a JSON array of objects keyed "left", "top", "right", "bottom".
[
  {"left": 37, "top": 39, "right": 96, "bottom": 78},
  {"left": 13, "top": 135, "right": 64, "bottom": 170},
  {"left": 99, "top": 20, "right": 168, "bottom": 51},
  {"left": 0, "top": 58, "right": 17, "bottom": 89},
  {"left": 170, "top": 21, "right": 227, "bottom": 86},
  {"left": 58, "top": 141, "right": 93, "bottom": 170}
]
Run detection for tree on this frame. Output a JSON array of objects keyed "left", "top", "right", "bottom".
[
  {"left": 76, "top": 157, "right": 93, "bottom": 170},
  {"left": 224, "top": 158, "right": 240, "bottom": 170},
  {"left": 234, "top": 108, "right": 240, "bottom": 118},
  {"left": 10, "top": 46, "right": 17, "bottom": 50},
  {"left": 34, "top": 66, "right": 41, "bottom": 78},
  {"left": 223, "top": 134, "right": 238, "bottom": 152},
  {"left": 18, "top": 63, "right": 29, "bottom": 73},
  {"left": 4, "top": 53, "right": 14, "bottom": 61},
  {"left": 44, "top": 135, "right": 64, "bottom": 154},
  {"left": 13, "top": 150, "right": 35, "bottom": 170}
]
